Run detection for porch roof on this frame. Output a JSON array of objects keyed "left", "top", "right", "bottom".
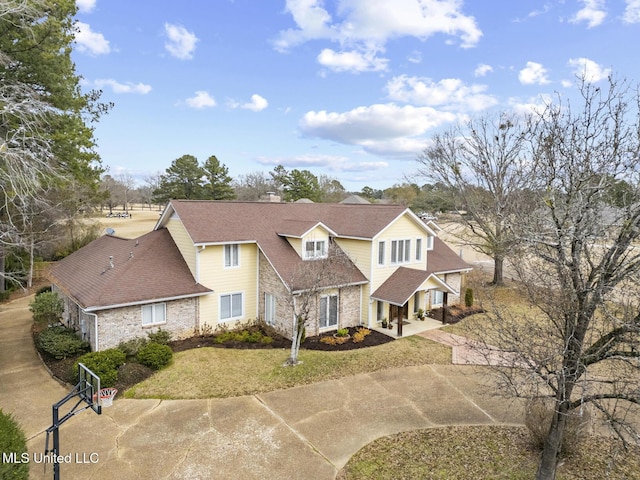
[{"left": 371, "top": 267, "right": 457, "bottom": 307}]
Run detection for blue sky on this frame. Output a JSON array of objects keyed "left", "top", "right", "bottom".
[{"left": 73, "top": 0, "right": 640, "bottom": 192}]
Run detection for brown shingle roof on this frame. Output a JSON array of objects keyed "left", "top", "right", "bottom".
[
  {"left": 163, "top": 200, "right": 414, "bottom": 288},
  {"left": 427, "top": 237, "right": 473, "bottom": 274},
  {"left": 371, "top": 267, "right": 431, "bottom": 306},
  {"left": 48, "top": 229, "right": 211, "bottom": 311}
]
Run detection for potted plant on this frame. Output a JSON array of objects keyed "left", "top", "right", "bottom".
[
  {"left": 416, "top": 308, "right": 425, "bottom": 321},
  {"left": 388, "top": 319, "right": 394, "bottom": 329},
  {"left": 381, "top": 318, "right": 388, "bottom": 328}
]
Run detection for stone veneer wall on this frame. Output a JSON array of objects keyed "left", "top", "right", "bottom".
[
  {"left": 257, "top": 252, "right": 362, "bottom": 339},
  {"left": 96, "top": 297, "right": 198, "bottom": 350}
]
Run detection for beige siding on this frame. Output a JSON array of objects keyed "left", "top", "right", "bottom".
[
  {"left": 198, "top": 243, "right": 259, "bottom": 330},
  {"left": 371, "top": 214, "right": 429, "bottom": 292},
  {"left": 335, "top": 238, "right": 371, "bottom": 278},
  {"left": 166, "top": 217, "right": 197, "bottom": 277},
  {"left": 286, "top": 237, "right": 303, "bottom": 257}
]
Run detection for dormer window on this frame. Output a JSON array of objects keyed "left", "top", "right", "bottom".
[{"left": 304, "top": 240, "right": 327, "bottom": 259}]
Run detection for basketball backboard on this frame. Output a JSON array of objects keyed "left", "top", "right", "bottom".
[{"left": 77, "top": 363, "right": 101, "bottom": 414}]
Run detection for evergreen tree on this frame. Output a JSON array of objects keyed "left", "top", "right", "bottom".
[{"left": 202, "top": 155, "right": 235, "bottom": 200}]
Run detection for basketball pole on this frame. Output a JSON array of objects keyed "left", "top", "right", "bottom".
[{"left": 45, "top": 381, "right": 98, "bottom": 480}]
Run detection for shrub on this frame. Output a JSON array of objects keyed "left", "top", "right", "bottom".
[
  {"left": 36, "top": 326, "right": 90, "bottom": 359},
  {"left": 75, "top": 349, "right": 127, "bottom": 388},
  {"left": 29, "top": 291, "right": 64, "bottom": 326},
  {"left": 320, "top": 335, "right": 348, "bottom": 345},
  {"left": 524, "top": 397, "right": 591, "bottom": 457},
  {"left": 137, "top": 342, "right": 173, "bottom": 370},
  {"left": 147, "top": 328, "right": 172, "bottom": 345},
  {"left": 35, "top": 285, "right": 52, "bottom": 296},
  {"left": 352, "top": 327, "right": 371, "bottom": 343},
  {"left": 335, "top": 328, "right": 349, "bottom": 337},
  {"left": 0, "top": 409, "right": 29, "bottom": 479},
  {"left": 464, "top": 288, "right": 474, "bottom": 308},
  {"left": 117, "top": 337, "right": 148, "bottom": 358}
]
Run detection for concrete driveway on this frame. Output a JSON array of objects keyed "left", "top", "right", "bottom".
[{"left": 0, "top": 296, "right": 523, "bottom": 480}]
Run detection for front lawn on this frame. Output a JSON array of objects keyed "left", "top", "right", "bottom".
[
  {"left": 125, "top": 335, "right": 451, "bottom": 399},
  {"left": 338, "top": 425, "right": 640, "bottom": 480}
]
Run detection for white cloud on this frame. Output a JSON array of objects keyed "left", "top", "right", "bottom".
[
  {"left": 256, "top": 154, "right": 388, "bottom": 173},
  {"left": 407, "top": 50, "right": 422, "bottom": 64},
  {"left": 567, "top": 57, "right": 611, "bottom": 82},
  {"left": 242, "top": 94, "right": 269, "bottom": 112},
  {"left": 570, "top": 0, "right": 606, "bottom": 28},
  {"left": 317, "top": 48, "right": 388, "bottom": 73},
  {"left": 519, "top": 61, "right": 550, "bottom": 85},
  {"left": 94, "top": 79, "right": 151, "bottom": 94},
  {"left": 386, "top": 75, "right": 497, "bottom": 112},
  {"left": 474, "top": 63, "right": 493, "bottom": 77},
  {"left": 299, "top": 103, "right": 459, "bottom": 157},
  {"left": 185, "top": 91, "right": 216, "bottom": 109},
  {"left": 275, "top": 0, "right": 482, "bottom": 72},
  {"left": 76, "top": 0, "right": 96, "bottom": 13},
  {"left": 164, "top": 23, "right": 198, "bottom": 60},
  {"left": 623, "top": 0, "right": 640, "bottom": 23},
  {"left": 75, "top": 22, "right": 110, "bottom": 55}
]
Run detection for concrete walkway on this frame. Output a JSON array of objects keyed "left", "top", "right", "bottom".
[{"left": 0, "top": 296, "right": 523, "bottom": 480}]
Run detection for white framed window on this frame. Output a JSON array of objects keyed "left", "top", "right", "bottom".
[
  {"left": 265, "top": 293, "right": 276, "bottom": 326},
  {"left": 220, "top": 292, "right": 243, "bottom": 321},
  {"left": 378, "top": 241, "right": 385, "bottom": 265},
  {"left": 391, "top": 239, "right": 411, "bottom": 264},
  {"left": 142, "top": 303, "right": 166, "bottom": 326},
  {"left": 224, "top": 244, "right": 240, "bottom": 268},
  {"left": 319, "top": 294, "right": 338, "bottom": 329},
  {"left": 431, "top": 290, "right": 444, "bottom": 306},
  {"left": 416, "top": 238, "right": 422, "bottom": 261},
  {"left": 304, "top": 240, "right": 326, "bottom": 259},
  {"left": 426, "top": 236, "right": 434, "bottom": 250}
]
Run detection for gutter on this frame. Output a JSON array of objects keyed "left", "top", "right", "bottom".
[{"left": 83, "top": 310, "right": 99, "bottom": 352}]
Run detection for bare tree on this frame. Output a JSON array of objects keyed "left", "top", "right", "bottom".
[
  {"left": 282, "top": 245, "right": 356, "bottom": 366},
  {"left": 470, "top": 78, "right": 640, "bottom": 480},
  {"left": 416, "top": 112, "right": 533, "bottom": 285}
]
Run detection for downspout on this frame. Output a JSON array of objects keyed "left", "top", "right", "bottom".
[{"left": 84, "top": 311, "right": 99, "bottom": 352}]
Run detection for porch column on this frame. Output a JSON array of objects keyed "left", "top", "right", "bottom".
[{"left": 441, "top": 292, "right": 449, "bottom": 324}]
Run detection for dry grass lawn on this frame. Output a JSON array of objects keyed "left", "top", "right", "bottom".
[
  {"left": 125, "top": 335, "right": 451, "bottom": 399},
  {"left": 87, "top": 206, "right": 161, "bottom": 239}
]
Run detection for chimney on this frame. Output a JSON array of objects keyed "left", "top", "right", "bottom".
[{"left": 262, "top": 192, "right": 281, "bottom": 203}]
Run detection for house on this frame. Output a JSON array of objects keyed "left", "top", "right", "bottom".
[{"left": 49, "top": 200, "right": 471, "bottom": 351}]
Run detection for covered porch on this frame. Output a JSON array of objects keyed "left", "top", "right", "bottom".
[{"left": 371, "top": 266, "right": 457, "bottom": 338}]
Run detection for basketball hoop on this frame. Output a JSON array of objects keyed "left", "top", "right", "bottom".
[{"left": 98, "top": 388, "right": 117, "bottom": 407}]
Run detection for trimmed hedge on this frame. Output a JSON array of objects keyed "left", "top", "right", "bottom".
[
  {"left": 74, "top": 349, "right": 126, "bottom": 388},
  {"left": 0, "top": 409, "right": 29, "bottom": 479},
  {"left": 29, "top": 291, "right": 63, "bottom": 326},
  {"left": 36, "top": 326, "right": 90, "bottom": 360},
  {"left": 136, "top": 342, "right": 173, "bottom": 370}
]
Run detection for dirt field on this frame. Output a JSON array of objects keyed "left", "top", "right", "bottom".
[{"left": 91, "top": 207, "right": 162, "bottom": 239}]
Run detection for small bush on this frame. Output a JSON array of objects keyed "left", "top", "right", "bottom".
[
  {"left": 213, "top": 327, "right": 274, "bottom": 345},
  {"left": 464, "top": 288, "right": 474, "bottom": 308},
  {"left": 36, "top": 326, "right": 90, "bottom": 359},
  {"left": 147, "top": 328, "right": 172, "bottom": 345},
  {"left": 75, "top": 349, "right": 127, "bottom": 388},
  {"left": 117, "top": 337, "right": 148, "bottom": 358},
  {"left": 0, "top": 409, "right": 29, "bottom": 479},
  {"left": 335, "top": 328, "right": 349, "bottom": 337},
  {"left": 137, "top": 342, "right": 173, "bottom": 370},
  {"left": 35, "top": 285, "right": 52, "bottom": 296},
  {"left": 29, "top": 291, "right": 64, "bottom": 326},
  {"left": 0, "top": 290, "right": 10, "bottom": 302},
  {"left": 525, "top": 397, "right": 591, "bottom": 456},
  {"left": 353, "top": 327, "right": 371, "bottom": 343},
  {"left": 320, "top": 335, "right": 348, "bottom": 345}
]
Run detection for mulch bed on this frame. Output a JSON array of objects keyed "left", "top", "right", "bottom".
[
  {"left": 169, "top": 326, "right": 394, "bottom": 352},
  {"left": 428, "top": 305, "right": 485, "bottom": 324}
]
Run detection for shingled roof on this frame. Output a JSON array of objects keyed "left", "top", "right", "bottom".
[
  {"left": 161, "top": 200, "right": 426, "bottom": 289},
  {"left": 49, "top": 228, "right": 211, "bottom": 311}
]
